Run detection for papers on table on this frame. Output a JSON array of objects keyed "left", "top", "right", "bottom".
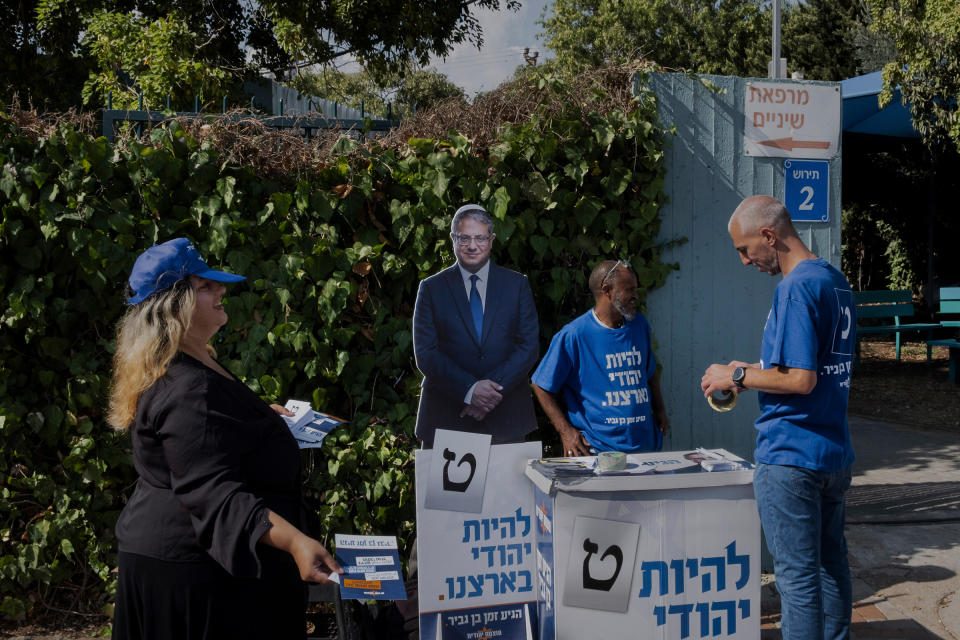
[
  {"left": 331, "top": 534, "right": 406, "bottom": 600},
  {"left": 281, "top": 399, "right": 346, "bottom": 449},
  {"left": 692, "top": 447, "right": 750, "bottom": 472}
]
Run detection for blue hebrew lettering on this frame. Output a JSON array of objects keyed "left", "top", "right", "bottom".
[
  {"left": 463, "top": 520, "right": 480, "bottom": 543},
  {"left": 726, "top": 541, "right": 750, "bottom": 589},
  {"left": 637, "top": 561, "right": 668, "bottom": 597},
  {"left": 467, "top": 575, "right": 484, "bottom": 597},
  {"left": 668, "top": 604, "right": 694, "bottom": 640},
  {"left": 518, "top": 569, "right": 533, "bottom": 592},
  {"left": 500, "top": 571, "right": 516, "bottom": 592},
  {"left": 485, "top": 573, "right": 500, "bottom": 594},
  {"left": 516, "top": 507, "right": 531, "bottom": 536},
  {"left": 480, "top": 545, "right": 496, "bottom": 567},
  {"left": 670, "top": 559, "right": 685, "bottom": 594},
  {"left": 456, "top": 576, "right": 466, "bottom": 598},
  {"left": 695, "top": 602, "right": 710, "bottom": 637},
  {"left": 686, "top": 558, "right": 699, "bottom": 579},
  {"left": 712, "top": 600, "right": 737, "bottom": 635},
  {"left": 739, "top": 598, "right": 751, "bottom": 619},
  {"left": 653, "top": 606, "right": 666, "bottom": 626},
  {"left": 481, "top": 519, "right": 495, "bottom": 540},
  {"left": 499, "top": 516, "right": 516, "bottom": 538},
  {"left": 701, "top": 556, "right": 726, "bottom": 592},
  {"left": 506, "top": 542, "right": 529, "bottom": 565}
]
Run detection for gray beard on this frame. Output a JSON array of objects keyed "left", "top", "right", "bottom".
[{"left": 613, "top": 296, "right": 636, "bottom": 322}]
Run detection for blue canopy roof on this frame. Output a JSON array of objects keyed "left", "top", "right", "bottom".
[{"left": 841, "top": 71, "right": 919, "bottom": 138}]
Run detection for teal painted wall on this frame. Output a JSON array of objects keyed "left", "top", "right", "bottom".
[{"left": 646, "top": 73, "right": 843, "bottom": 461}]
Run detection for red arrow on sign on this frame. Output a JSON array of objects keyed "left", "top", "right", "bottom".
[{"left": 758, "top": 137, "right": 831, "bottom": 151}]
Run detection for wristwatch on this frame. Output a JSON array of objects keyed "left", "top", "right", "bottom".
[{"left": 732, "top": 366, "right": 747, "bottom": 390}]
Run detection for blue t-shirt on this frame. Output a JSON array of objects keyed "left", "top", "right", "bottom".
[
  {"left": 756, "top": 258, "right": 856, "bottom": 471},
  {"left": 532, "top": 310, "right": 661, "bottom": 453}
]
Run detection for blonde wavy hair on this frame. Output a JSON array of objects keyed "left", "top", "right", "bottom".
[{"left": 108, "top": 278, "right": 197, "bottom": 429}]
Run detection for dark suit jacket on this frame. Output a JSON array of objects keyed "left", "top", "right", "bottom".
[{"left": 413, "top": 262, "right": 539, "bottom": 447}]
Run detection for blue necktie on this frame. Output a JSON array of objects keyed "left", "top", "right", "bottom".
[{"left": 469, "top": 274, "right": 483, "bottom": 339}]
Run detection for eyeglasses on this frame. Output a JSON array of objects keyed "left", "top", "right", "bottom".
[
  {"left": 601, "top": 259, "right": 632, "bottom": 286},
  {"left": 452, "top": 234, "right": 492, "bottom": 247}
]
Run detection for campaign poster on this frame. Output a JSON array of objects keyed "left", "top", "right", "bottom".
[{"left": 417, "top": 440, "right": 542, "bottom": 640}]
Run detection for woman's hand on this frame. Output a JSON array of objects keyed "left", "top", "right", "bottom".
[
  {"left": 269, "top": 404, "right": 294, "bottom": 417},
  {"left": 290, "top": 535, "right": 343, "bottom": 584},
  {"left": 259, "top": 510, "right": 344, "bottom": 584}
]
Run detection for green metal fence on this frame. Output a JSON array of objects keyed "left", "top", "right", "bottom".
[{"left": 101, "top": 91, "right": 400, "bottom": 142}]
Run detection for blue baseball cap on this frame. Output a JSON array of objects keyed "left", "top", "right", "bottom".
[{"left": 126, "top": 238, "right": 245, "bottom": 305}]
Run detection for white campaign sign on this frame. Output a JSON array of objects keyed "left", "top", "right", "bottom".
[
  {"left": 417, "top": 441, "right": 542, "bottom": 639},
  {"left": 744, "top": 81, "right": 841, "bottom": 159},
  {"left": 424, "top": 429, "right": 492, "bottom": 513}
]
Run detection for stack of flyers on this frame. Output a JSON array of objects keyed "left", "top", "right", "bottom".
[
  {"left": 529, "top": 457, "right": 596, "bottom": 478},
  {"left": 282, "top": 400, "right": 347, "bottom": 449},
  {"left": 693, "top": 447, "right": 750, "bottom": 472}
]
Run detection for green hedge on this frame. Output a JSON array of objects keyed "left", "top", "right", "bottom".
[{"left": 0, "top": 71, "right": 674, "bottom": 620}]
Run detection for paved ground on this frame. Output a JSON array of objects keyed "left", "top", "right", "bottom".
[{"left": 761, "top": 415, "right": 960, "bottom": 639}]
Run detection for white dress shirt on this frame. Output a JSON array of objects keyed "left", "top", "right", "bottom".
[{"left": 458, "top": 260, "right": 489, "bottom": 311}]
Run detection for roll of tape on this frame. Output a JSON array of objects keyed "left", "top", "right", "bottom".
[
  {"left": 597, "top": 451, "right": 627, "bottom": 471},
  {"left": 707, "top": 389, "right": 738, "bottom": 412}
]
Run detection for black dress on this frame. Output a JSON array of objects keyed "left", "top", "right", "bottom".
[{"left": 112, "top": 352, "right": 306, "bottom": 640}]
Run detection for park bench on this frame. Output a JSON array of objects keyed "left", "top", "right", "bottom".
[
  {"left": 926, "top": 287, "right": 960, "bottom": 385},
  {"left": 854, "top": 289, "right": 940, "bottom": 367}
]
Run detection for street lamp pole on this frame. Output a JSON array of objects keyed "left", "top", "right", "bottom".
[{"left": 771, "top": 0, "right": 782, "bottom": 78}]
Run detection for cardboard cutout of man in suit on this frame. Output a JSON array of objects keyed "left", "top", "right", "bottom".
[
  {"left": 413, "top": 204, "right": 540, "bottom": 447},
  {"left": 398, "top": 205, "right": 539, "bottom": 639}
]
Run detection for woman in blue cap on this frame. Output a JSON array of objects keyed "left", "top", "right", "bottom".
[{"left": 108, "top": 238, "right": 342, "bottom": 639}]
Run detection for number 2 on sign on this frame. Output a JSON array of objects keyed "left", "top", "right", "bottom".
[{"left": 799, "top": 186, "right": 815, "bottom": 210}]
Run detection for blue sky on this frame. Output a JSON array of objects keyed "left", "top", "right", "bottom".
[{"left": 428, "top": 2, "right": 554, "bottom": 98}]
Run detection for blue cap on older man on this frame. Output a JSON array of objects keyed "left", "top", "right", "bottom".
[{"left": 126, "top": 238, "right": 245, "bottom": 305}]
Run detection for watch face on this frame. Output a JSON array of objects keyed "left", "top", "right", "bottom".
[{"left": 733, "top": 367, "right": 746, "bottom": 384}]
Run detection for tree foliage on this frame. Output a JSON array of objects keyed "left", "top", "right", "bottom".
[
  {"left": 841, "top": 135, "right": 960, "bottom": 295},
  {"left": 0, "top": 67, "right": 675, "bottom": 621},
  {"left": 3, "top": 0, "right": 517, "bottom": 110},
  {"left": 539, "top": 0, "right": 770, "bottom": 76},
  {"left": 263, "top": 0, "right": 519, "bottom": 79},
  {"left": 781, "top": 0, "right": 864, "bottom": 81},
  {"left": 871, "top": 0, "right": 960, "bottom": 152},
  {"left": 290, "top": 67, "right": 465, "bottom": 119},
  {"left": 80, "top": 11, "right": 230, "bottom": 110},
  {"left": 850, "top": 0, "right": 898, "bottom": 74},
  {"left": 0, "top": 0, "right": 94, "bottom": 109},
  {"left": 540, "top": 0, "right": 890, "bottom": 82}
]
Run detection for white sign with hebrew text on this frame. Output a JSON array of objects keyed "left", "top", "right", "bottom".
[{"left": 744, "top": 81, "right": 841, "bottom": 159}]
